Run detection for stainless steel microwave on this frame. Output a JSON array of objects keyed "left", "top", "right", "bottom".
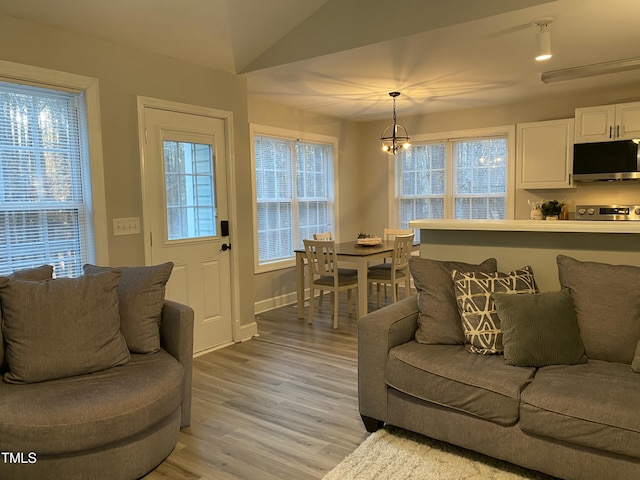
[{"left": 573, "top": 140, "right": 640, "bottom": 182}]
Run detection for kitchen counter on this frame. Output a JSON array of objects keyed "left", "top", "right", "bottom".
[
  {"left": 410, "top": 218, "right": 640, "bottom": 291},
  {"left": 408, "top": 218, "right": 640, "bottom": 234}
]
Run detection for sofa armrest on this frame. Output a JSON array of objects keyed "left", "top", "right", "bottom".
[
  {"left": 160, "top": 300, "right": 194, "bottom": 428},
  {"left": 358, "top": 295, "right": 419, "bottom": 426}
]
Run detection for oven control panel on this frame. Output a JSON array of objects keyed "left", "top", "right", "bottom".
[{"left": 576, "top": 205, "right": 640, "bottom": 221}]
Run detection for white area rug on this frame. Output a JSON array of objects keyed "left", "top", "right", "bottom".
[{"left": 323, "top": 427, "right": 556, "bottom": 480}]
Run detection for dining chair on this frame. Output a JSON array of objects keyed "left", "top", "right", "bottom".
[
  {"left": 368, "top": 228, "right": 413, "bottom": 298},
  {"left": 312, "top": 232, "right": 357, "bottom": 309},
  {"left": 303, "top": 239, "right": 359, "bottom": 329},
  {"left": 367, "top": 233, "right": 414, "bottom": 308}
]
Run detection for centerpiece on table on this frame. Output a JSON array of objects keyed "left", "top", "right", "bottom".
[{"left": 356, "top": 233, "right": 382, "bottom": 246}]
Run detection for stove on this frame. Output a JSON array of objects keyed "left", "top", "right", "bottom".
[{"left": 575, "top": 204, "right": 640, "bottom": 221}]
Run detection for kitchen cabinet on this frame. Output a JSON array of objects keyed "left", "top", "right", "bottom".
[
  {"left": 516, "top": 118, "right": 575, "bottom": 189},
  {"left": 575, "top": 101, "right": 640, "bottom": 143}
]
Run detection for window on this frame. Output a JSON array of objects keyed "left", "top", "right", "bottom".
[
  {"left": 395, "top": 126, "right": 514, "bottom": 233},
  {"left": 252, "top": 126, "right": 336, "bottom": 271},
  {"left": 0, "top": 64, "right": 106, "bottom": 277}
]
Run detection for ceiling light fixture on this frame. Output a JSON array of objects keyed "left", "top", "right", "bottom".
[
  {"left": 541, "top": 57, "right": 640, "bottom": 83},
  {"left": 533, "top": 20, "right": 552, "bottom": 61},
  {"left": 380, "top": 92, "right": 410, "bottom": 155}
]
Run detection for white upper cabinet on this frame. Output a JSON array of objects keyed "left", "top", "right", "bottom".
[
  {"left": 575, "top": 101, "right": 640, "bottom": 143},
  {"left": 516, "top": 118, "right": 575, "bottom": 189}
]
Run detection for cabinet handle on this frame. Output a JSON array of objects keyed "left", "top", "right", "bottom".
[
  {"left": 609, "top": 126, "right": 613, "bottom": 139},
  {"left": 616, "top": 125, "right": 620, "bottom": 138}
]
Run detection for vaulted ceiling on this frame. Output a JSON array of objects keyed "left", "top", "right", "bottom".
[{"left": 1, "top": 0, "right": 639, "bottom": 120}]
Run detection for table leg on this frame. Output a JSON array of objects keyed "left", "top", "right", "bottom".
[
  {"left": 357, "top": 259, "right": 368, "bottom": 318},
  {"left": 296, "top": 252, "right": 305, "bottom": 319}
]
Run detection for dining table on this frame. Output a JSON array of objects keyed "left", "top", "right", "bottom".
[{"left": 295, "top": 239, "right": 419, "bottom": 320}]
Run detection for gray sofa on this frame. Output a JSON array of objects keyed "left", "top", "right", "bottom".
[
  {"left": 358, "top": 255, "right": 640, "bottom": 480},
  {"left": 0, "top": 265, "right": 194, "bottom": 480}
]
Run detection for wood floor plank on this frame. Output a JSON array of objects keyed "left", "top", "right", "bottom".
[{"left": 143, "top": 295, "right": 401, "bottom": 480}]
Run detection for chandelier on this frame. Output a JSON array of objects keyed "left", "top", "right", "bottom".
[{"left": 380, "top": 91, "right": 411, "bottom": 155}]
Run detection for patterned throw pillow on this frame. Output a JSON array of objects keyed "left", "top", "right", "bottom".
[{"left": 452, "top": 266, "right": 537, "bottom": 354}]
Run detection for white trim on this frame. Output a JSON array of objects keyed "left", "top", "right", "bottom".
[
  {"left": 136, "top": 96, "right": 242, "bottom": 342},
  {"left": 250, "top": 123, "right": 340, "bottom": 274},
  {"left": 0, "top": 60, "right": 109, "bottom": 265}
]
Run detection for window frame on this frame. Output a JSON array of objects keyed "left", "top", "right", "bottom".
[
  {"left": 0, "top": 60, "right": 109, "bottom": 271},
  {"left": 250, "top": 124, "right": 339, "bottom": 273},
  {"left": 390, "top": 125, "right": 516, "bottom": 228}
]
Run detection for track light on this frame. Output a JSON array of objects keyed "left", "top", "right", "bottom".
[{"left": 533, "top": 20, "right": 552, "bottom": 62}]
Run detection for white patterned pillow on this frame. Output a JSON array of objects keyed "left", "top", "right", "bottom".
[{"left": 452, "top": 266, "right": 537, "bottom": 354}]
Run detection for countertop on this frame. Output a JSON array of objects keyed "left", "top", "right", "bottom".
[{"left": 408, "top": 219, "right": 640, "bottom": 234}]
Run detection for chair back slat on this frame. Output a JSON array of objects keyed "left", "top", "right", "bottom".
[
  {"left": 304, "top": 239, "right": 337, "bottom": 278},
  {"left": 313, "top": 232, "right": 333, "bottom": 241},
  {"left": 392, "top": 234, "right": 414, "bottom": 270},
  {"left": 384, "top": 228, "right": 413, "bottom": 241}
]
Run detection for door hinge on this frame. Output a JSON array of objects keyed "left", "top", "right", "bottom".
[{"left": 150, "top": 231, "right": 153, "bottom": 247}]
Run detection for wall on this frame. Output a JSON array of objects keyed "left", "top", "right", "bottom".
[
  {"left": 247, "top": 97, "right": 363, "bottom": 310},
  {"left": 358, "top": 82, "right": 640, "bottom": 235},
  {"left": 0, "top": 14, "right": 256, "bottom": 331}
]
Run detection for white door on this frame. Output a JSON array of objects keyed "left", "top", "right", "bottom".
[{"left": 141, "top": 105, "right": 233, "bottom": 353}]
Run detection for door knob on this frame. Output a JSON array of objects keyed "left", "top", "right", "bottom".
[{"left": 220, "top": 243, "right": 231, "bottom": 252}]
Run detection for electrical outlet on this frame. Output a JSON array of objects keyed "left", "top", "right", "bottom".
[{"left": 113, "top": 217, "right": 141, "bottom": 236}]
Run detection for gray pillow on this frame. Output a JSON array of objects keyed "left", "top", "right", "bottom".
[
  {"left": 410, "top": 257, "right": 497, "bottom": 345},
  {"left": 452, "top": 266, "right": 537, "bottom": 354},
  {"left": 0, "top": 265, "right": 54, "bottom": 373},
  {"left": 633, "top": 341, "right": 640, "bottom": 373},
  {"left": 557, "top": 255, "right": 640, "bottom": 364},
  {"left": 493, "top": 290, "right": 587, "bottom": 367},
  {"left": 83, "top": 263, "right": 173, "bottom": 353},
  {"left": 0, "top": 270, "right": 130, "bottom": 384}
]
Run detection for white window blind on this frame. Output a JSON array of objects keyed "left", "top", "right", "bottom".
[
  {"left": 397, "top": 134, "right": 509, "bottom": 233},
  {"left": 0, "top": 80, "right": 92, "bottom": 277},
  {"left": 254, "top": 134, "right": 333, "bottom": 267}
]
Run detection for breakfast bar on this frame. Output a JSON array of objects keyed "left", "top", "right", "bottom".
[{"left": 408, "top": 219, "right": 640, "bottom": 291}]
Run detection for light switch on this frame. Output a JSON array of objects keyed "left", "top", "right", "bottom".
[{"left": 113, "top": 217, "right": 141, "bottom": 236}]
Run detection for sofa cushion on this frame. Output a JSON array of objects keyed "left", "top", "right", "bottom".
[
  {"left": 452, "top": 266, "right": 537, "bottom": 354},
  {"left": 557, "top": 255, "right": 640, "bottom": 364},
  {"left": 493, "top": 290, "right": 587, "bottom": 367},
  {"left": 385, "top": 342, "right": 535, "bottom": 426},
  {"left": 0, "top": 271, "right": 130, "bottom": 384},
  {"left": 0, "top": 265, "right": 54, "bottom": 374},
  {"left": 520, "top": 360, "right": 640, "bottom": 460},
  {"left": 84, "top": 262, "right": 173, "bottom": 354},
  {"left": 0, "top": 350, "right": 184, "bottom": 455},
  {"left": 410, "top": 257, "right": 497, "bottom": 345}
]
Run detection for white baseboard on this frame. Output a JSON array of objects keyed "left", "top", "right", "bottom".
[
  {"left": 254, "top": 290, "right": 304, "bottom": 315},
  {"left": 237, "top": 320, "right": 258, "bottom": 342}
]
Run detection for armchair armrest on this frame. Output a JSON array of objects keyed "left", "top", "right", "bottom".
[
  {"left": 358, "top": 295, "right": 419, "bottom": 427},
  {"left": 160, "top": 300, "right": 194, "bottom": 428}
]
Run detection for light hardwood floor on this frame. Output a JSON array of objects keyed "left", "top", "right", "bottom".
[{"left": 143, "top": 294, "right": 396, "bottom": 480}]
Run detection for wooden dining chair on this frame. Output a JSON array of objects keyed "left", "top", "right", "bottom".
[
  {"left": 368, "top": 228, "right": 413, "bottom": 297},
  {"left": 304, "top": 239, "right": 358, "bottom": 329},
  {"left": 367, "top": 233, "right": 414, "bottom": 308},
  {"left": 312, "top": 232, "right": 357, "bottom": 309}
]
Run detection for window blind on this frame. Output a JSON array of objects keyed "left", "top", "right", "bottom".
[
  {"left": 254, "top": 134, "right": 333, "bottom": 266},
  {"left": 0, "top": 80, "right": 91, "bottom": 277}
]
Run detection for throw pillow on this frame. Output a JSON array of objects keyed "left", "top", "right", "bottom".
[
  {"left": 493, "top": 290, "right": 587, "bottom": 367},
  {"left": 557, "top": 255, "right": 640, "bottom": 364},
  {"left": 410, "top": 257, "right": 497, "bottom": 345},
  {"left": 0, "top": 270, "right": 130, "bottom": 384},
  {"left": 83, "top": 262, "right": 173, "bottom": 353},
  {"left": 0, "top": 265, "right": 54, "bottom": 373},
  {"left": 452, "top": 266, "right": 537, "bottom": 354}
]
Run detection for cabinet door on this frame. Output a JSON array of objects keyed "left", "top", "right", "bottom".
[
  {"left": 617, "top": 102, "right": 640, "bottom": 140},
  {"left": 517, "top": 118, "right": 575, "bottom": 189},
  {"left": 575, "top": 105, "right": 615, "bottom": 143}
]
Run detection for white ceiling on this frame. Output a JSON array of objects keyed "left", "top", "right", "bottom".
[{"left": 1, "top": 0, "right": 639, "bottom": 120}]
